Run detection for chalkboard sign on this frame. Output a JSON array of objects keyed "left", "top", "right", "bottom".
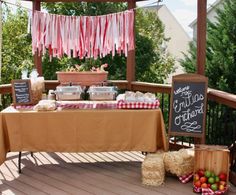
[
  {"left": 12, "top": 79, "right": 32, "bottom": 106},
  {"left": 169, "top": 74, "right": 208, "bottom": 138}
]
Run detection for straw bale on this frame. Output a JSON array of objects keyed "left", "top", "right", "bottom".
[
  {"left": 163, "top": 148, "right": 194, "bottom": 176},
  {"left": 142, "top": 152, "right": 165, "bottom": 186}
]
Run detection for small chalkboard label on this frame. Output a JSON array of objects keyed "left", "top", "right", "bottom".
[
  {"left": 12, "top": 79, "right": 32, "bottom": 106},
  {"left": 169, "top": 74, "right": 208, "bottom": 138}
]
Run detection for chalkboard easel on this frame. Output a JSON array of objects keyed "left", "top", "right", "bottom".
[
  {"left": 168, "top": 74, "right": 208, "bottom": 142},
  {"left": 11, "top": 79, "right": 33, "bottom": 107}
]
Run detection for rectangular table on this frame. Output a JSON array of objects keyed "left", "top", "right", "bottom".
[{"left": 0, "top": 107, "right": 168, "bottom": 166}]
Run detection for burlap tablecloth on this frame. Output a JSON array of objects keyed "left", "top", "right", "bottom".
[{"left": 0, "top": 107, "right": 168, "bottom": 165}]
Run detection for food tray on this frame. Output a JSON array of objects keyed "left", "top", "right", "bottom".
[
  {"left": 87, "top": 86, "right": 117, "bottom": 100},
  {"left": 55, "top": 86, "right": 83, "bottom": 100}
]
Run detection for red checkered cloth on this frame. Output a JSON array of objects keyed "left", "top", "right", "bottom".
[
  {"left": 193, "top": 186, "right": 202, "bottom": 193},
  {"left": 193, "top": 186, "right": 228, "bottom": 195},
  {"left": 117, "top": 100, "right": 160, "bottom": 109},
  {"left": 202, "top": 187, "right": 227, "bottom": 195},
  {"left": 15, "top": 105, "right": 35, "bottom": 110},
  {"left": 57, "top": 102, "right": 93, "bottom": 109},
  {"left": 56, "top": 101, "right": 117, "bottom": 110},
  {"left": 95, "top": 102, "right": 117, "bottom": 109},
  {"left": 179, "top": 172, "right": 193, "bottom": 183}
]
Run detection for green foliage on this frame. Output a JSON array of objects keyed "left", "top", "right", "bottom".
[
  {"left": 43, "top": 2, "right": 127, "bottom": 16},
  {"left": 179, "top": 41, "right": 197, "bottom": 73},
  {"left": 181, "top": 0, "right": 236, "bottom": 93},
  {"left": 206, "top": 0, "right": 236, "bottom": 93},
  {"left": 135, "top": 9, "right": 174, "bottom": 83},
  {"left": 2, "top": 6, "right": 33, "bottom": 84}
]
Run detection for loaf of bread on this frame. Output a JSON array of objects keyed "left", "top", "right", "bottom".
[{"left": 33, "top": 100, "right": 56, "bottom": 111}]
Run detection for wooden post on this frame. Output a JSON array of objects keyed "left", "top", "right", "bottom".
[
  {"left": 0, "top": 1, "right": 2, "bottom": 84},
  {"left": 196, "top": 0, "right": 207, "bottom": 75},
  {"left": 196, "top": 0, "right": 207, "bottom": 144},
  {"left": 126, "top": 0, "right": 136, "bottom": 89},
  {"left": 32, "top": 0, "right": 42, "bottom": 76}
]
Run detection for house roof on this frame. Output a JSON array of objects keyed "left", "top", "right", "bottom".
[
  {"left": 142, "top": 4, "right": 163, "bottom": 10},
  {"left": 189, "top": 0, "right": 224, "bottom": 28},
  {"left": 142, "top": 4, "right": 190, "bottom": 39}
]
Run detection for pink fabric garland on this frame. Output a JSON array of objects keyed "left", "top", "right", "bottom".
[{"left": 32, "top": 10, "right": 135, "bottom": 59}]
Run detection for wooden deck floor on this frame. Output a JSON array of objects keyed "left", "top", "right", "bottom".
[{"left": 0, "top": 152, "right": 235, "bottom": 195}]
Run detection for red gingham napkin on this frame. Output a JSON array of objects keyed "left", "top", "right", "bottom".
[
  {"left": 95, "top": 102, "right": 117, "bottom": 109},
  {"left": 179, "top": 172, "right": 193, "bottom": 183},
  {"left": 117, "top": 100, "right": 160, "bottom": 109},
  {"left": 201, "top": 188, "right": 215, "bottom": 195},
  {"left": 56, "top": 102, "right": 93, "bottom": 109},
  {"left": 56, "top": 101, "right": 117, "bottom": 110},
  {"left": 193, "top": 186, "right": 202, "bottom": 193},
  {"left": 193, "top": 186, "right": 228, "bottom": 195},
  {"left": 202, "top": 188, "right": 227, "bottom": 195},
  {"left": 16, "top": 105, "right": 35, "bottom": 110}
]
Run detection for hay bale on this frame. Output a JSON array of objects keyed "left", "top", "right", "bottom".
[
  {"left": 163, "top": 148, "right": 194, "bottom": 176},
  {"left": 142, "top": 153, "right": 165, "bottom": 186}
]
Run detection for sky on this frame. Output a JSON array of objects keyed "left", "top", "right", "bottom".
[
  {"left": 138, "top": 0, "right": 217, "bottom": 37},
  {"left": 5, "top": 0, "right": 217, "bottom": 37}
]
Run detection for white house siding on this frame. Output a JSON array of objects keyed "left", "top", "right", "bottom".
[{"left": 190, "top": 0, "right": 224, "bottom": 40}]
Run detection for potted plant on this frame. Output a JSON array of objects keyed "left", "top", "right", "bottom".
[{"left": 56, "top": 61, "right": 108, "bottom": 86}]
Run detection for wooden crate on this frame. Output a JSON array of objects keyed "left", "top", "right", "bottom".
[{"left": 194, "top": 144, "right": 230, "bottom": 182}]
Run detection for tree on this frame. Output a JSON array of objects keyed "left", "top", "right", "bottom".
[
  {"left": 180, "top": 0, "right": 236, "bottom": 93},
  {"left": 1, "top": 6, "right": 33, "bottom": 84},
  {"left": 44, "top": 2, "right": 127, "bottom": 16},
  {"left": 135, "top": 9, "right": 174, "bottom": 83},
  {"left": 206, "top": 0, "right": 236, "bottom": 93},
  {"left": 42, "top": 2, "right": 174, "bottom": 83},
  {"left": 180, "top": 41, "right": 197, "bottom": 73},
  {"left": 180, "top": 0, "right": 236, "bottom": 146}
]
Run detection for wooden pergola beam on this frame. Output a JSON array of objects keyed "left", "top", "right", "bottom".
[
  {"left": 127, "top": 0, "right": 136, "bottom": 89},
  {"left": 28, "top": 0, "right": 144, "bottom": 2},
  {"left": 32, "top": 0, "right": 132, "bottom": 2},
  {"left": 197, "top": 0, "right": 207, "bottom": 75},
  {"left": 32, "top": 0, "right": 42, "bottom": 76}
]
